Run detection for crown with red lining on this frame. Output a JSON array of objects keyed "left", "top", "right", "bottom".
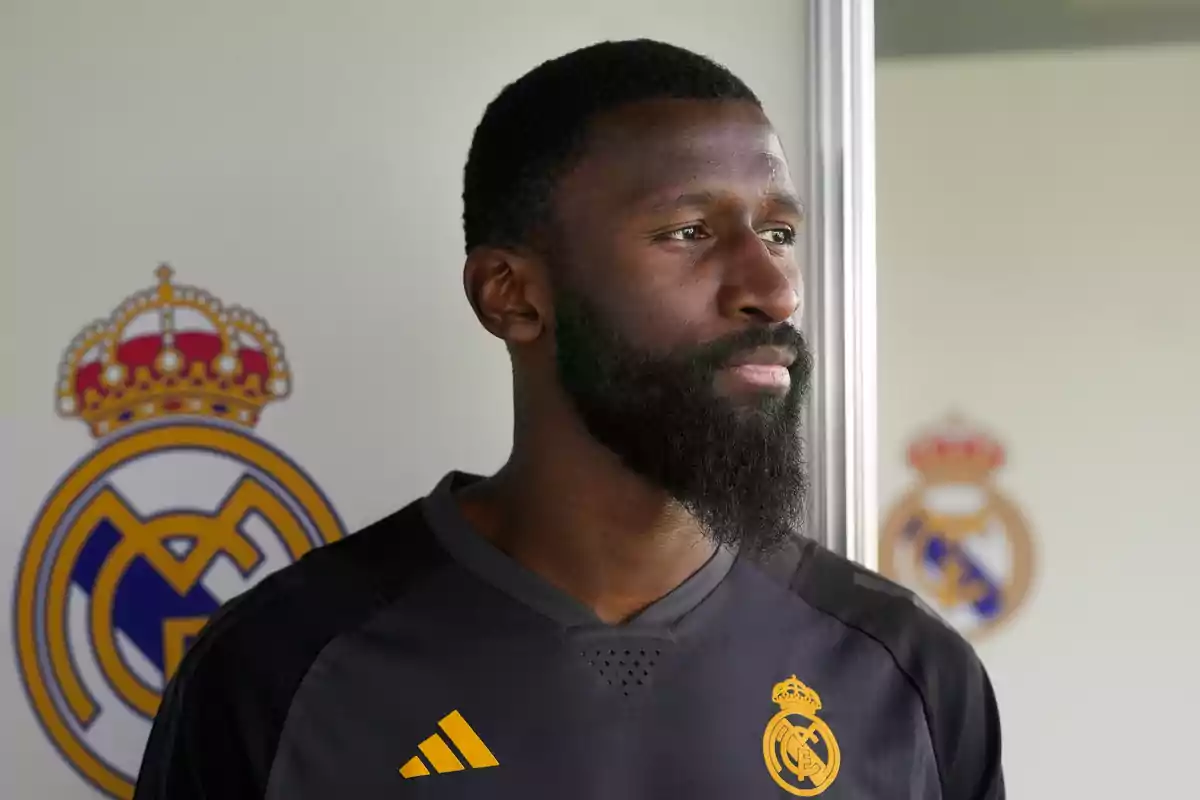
[
  {"left": 907, "top": 418, "right": 1006, "bottom": 481},
  {"left": 56, "top": 264, "right": 291, "bottom": 439}
]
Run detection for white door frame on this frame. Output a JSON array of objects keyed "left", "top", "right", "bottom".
[{"left": 804, "top": 0, "right": 879, "bottom": 569}]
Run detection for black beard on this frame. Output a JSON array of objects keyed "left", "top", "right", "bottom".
[{"left": 552, "top": 287, "right": 811, "bottom": 555}]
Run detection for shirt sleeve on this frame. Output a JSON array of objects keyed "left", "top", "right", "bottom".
[
  {"left": 932, "top": 645, "right": 1006, "bottom": 799},
  {"left": 132, "top": 597, "right": 279, "bottom": 799}
]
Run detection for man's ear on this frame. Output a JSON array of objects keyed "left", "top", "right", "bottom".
[{"left": 463, "top": 247, "right": 549, "bottom": 345}]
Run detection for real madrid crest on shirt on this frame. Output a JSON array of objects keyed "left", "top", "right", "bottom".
[
  {"left": 762, "top": 675, "right": 840, "bottom": 796},
  {"left": 13, "top": 265, "right": 345, "bottom": 799},
  {"left": 879, "top": 417, "right": 1035, "bottom": 640}
]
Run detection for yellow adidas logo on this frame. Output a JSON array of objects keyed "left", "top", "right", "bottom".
[{"left": 399, "top": 710, "right": 499, "bottom": 779}]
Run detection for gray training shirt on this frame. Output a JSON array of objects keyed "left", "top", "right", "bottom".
[{"left": 134, "top": 472, "right": 1005, "bottom": 799}]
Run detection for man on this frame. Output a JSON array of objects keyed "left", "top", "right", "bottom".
[{"left": 135, "top": 39, "right": 1004, "bottom": 799}]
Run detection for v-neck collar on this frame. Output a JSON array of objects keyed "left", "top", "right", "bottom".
[{"left": 420, "top": 472, "right": 737, "bottom": 630}]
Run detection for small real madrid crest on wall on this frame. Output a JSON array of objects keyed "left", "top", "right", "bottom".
[{"left": 879, "top": 416, "right": 1035, "bottom": 640}]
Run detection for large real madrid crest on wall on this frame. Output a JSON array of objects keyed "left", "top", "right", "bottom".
[
  {"left": 879, "top": 417, "right": 1035, "bottom": 640},
  {"left": 13, "top": 265, "right": 346, "bottom": 798}
]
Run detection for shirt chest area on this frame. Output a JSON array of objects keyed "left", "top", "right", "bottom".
[{"left": 265, "top": 625, "right": 941, "bottom": 800}]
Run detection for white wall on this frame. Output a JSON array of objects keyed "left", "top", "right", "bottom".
[
  {"left": 877, "top": 44, "right": 1200, "bottom": 797},
  {"left": 0, "top": 1, "right": 808, "bottom": 797}
]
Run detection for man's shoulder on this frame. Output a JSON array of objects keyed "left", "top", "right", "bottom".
[
  {"left": 177, "top": 498, "right": 449, "bottom": 693},
  {"left": 759, "top": 537, "right": 1005, "bottom": 796},
  {"left": 762, "top": 536, "right": 986, "bottom": 699},
  {"left": 135, "top": 498, "right": 455, "bottom": 798}
]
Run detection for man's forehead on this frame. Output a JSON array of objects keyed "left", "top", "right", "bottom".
[
  {"left": 571, "top": 99, "right": 796, "bottom": 203},
  {"left": 633, "top": 143, "right": 792, "bottom": 189}
]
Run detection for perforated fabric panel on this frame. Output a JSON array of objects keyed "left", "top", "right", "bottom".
[{"left": 581, "top": 644, "right": 663, "bottom": 696}]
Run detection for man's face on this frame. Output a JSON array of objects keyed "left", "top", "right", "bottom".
[{"left": 547, "top": 99, "right": 810, "bottom": 553}]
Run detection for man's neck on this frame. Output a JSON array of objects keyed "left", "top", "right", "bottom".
[{"left": 456, "top": 410, "right": 716, "bottom": 624}]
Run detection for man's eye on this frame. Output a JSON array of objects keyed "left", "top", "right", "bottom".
[
  {"left": 664, "top": 225, "right": 710, "bottom": 241},
  {"left": 760, "top": 227, "right": 796, "bottom": 246}
]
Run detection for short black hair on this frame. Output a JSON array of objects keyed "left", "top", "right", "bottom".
[{"left": 462, "top": 39, "right": 761, "bottom": 253}]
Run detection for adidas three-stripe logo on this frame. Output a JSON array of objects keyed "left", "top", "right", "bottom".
[{"left": 399, "top": 710, "right": 499, "bottom": 779}]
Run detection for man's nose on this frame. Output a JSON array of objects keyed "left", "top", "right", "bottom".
[{"left": 716, "top": 231, "right": 802, "bottom": 325}]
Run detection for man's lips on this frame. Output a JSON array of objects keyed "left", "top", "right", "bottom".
[
  {"left": 724, "top": 346, "right": 797, "bottom": 369},
  {"left": 720, "top": 346, "right": 796, "bottom": 392}
]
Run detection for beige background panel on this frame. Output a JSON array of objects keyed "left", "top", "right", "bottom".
[{"left": 878, "top": 43, "right": 1200, "bottom": 798}]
